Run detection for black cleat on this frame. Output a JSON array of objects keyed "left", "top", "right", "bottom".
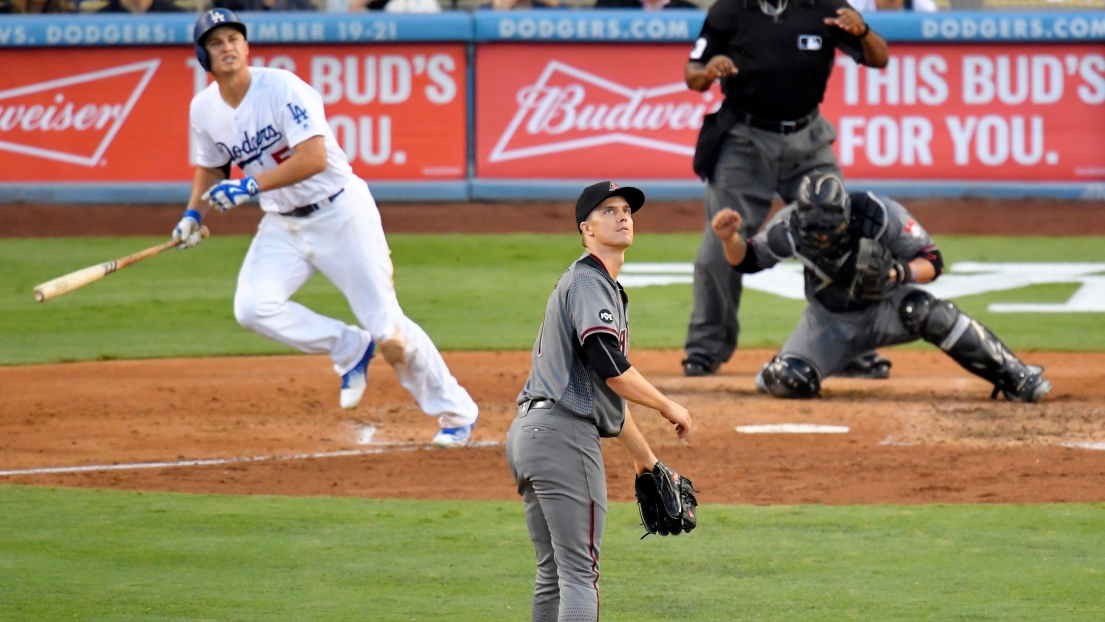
[
  {"left": 682, "top": 358, "right": 720, "bottom": 377},
  {"left": 836, "top": 353, "right": 892, "bottom": 379}
]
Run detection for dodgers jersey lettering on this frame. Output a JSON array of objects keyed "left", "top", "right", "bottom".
[
  {"left": 518, "top": 254, "right": 629, "bottom": 438},
  {"left": 190, "top": 67, "right": 353, "bottom": 213}
]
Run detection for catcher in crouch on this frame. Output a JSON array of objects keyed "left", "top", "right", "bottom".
[{"left": 712, "top": 173, "right": 1052, "bottom": 402}]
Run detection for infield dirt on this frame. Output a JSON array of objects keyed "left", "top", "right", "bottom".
[{"left": 2, "top": 198, "right": 1104, "bottom": 504}]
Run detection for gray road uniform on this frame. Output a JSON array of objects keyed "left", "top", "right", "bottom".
[
  {"left": 507, "top": 253, "right": 631, "bottom": 622},
  {"left": 736, "top": 192, "right": 1052, "bottom": 402}
]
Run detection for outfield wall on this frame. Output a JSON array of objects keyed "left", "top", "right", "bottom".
[{"left": 0, "top": 11, "right": 1103, "bottom": 202}]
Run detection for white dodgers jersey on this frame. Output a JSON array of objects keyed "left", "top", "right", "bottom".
[{"left": 190, "top": 67, "right": 353, "bottom": 214}]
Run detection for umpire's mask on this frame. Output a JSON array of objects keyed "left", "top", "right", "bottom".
[{"left": 791, "top": 174, "right": 851, "bottom": 255}]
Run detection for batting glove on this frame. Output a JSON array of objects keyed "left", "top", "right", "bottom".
[
  {"left": 202, "top": 177, "right": 259, "bottom": 212},
  {"left": 172, "top": 209, "right": 204, "bottom": 249}
]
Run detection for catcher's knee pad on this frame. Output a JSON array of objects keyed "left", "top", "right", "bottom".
[
  {"left": 759, "top": 355, "right": 821, "bottom": 399},
  {"left": 899, "top": 289, "right": 965, "bottom": 346}
]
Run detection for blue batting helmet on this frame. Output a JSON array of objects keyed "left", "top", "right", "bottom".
[{"left": 194, "top": 8, "right": 247, "bottom": 72}]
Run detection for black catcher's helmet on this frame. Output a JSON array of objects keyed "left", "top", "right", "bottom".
[{"left": 790, "top": 174, "right": 851, "bottom": 254}]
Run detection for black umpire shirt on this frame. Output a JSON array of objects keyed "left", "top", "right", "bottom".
[{"left": 690, "top": 0, "right": 870, "bottom": 122}]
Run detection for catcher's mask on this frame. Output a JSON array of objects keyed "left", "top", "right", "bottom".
[{"left": 791, "top": 174, "right": 851, "bottom": 254}]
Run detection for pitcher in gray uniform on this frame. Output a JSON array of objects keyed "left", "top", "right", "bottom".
[
  {"left": 711, "top": 173, "right": 1052, "bottom": 402},
  {"left": 507, "top": 181, "right": 694, "bottom": 622}
]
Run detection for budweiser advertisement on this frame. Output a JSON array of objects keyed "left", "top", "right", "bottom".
[
  {"left": 0, "top": 45, "right": 466, "bottom": 182},
  {"left": 822, "top": 43, "right": 1105, "bottom": 181},
  {"left": 476, "top": 44, "right": 719, "bottom": 179}
]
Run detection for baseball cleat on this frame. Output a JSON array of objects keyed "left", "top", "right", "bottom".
[
  {"left": 682, "top": 358, "right": 720, "bottom": 377},
  {"left": 836, "top": 353, "right": 891, "bottom": 379},
  {"left": 432, "top": 422, "right": 475, "bottom": 448},
  {"left": 339, "top": 340, "right": 375, "bottom": 409}
]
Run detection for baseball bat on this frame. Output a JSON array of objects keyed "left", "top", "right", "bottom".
[{"left": 33, "top": 226, "right": 210, "bottom": 303}]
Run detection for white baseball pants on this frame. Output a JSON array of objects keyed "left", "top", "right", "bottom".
[{"left": 233, "top": 178, "right": 478, "bottom": 426}]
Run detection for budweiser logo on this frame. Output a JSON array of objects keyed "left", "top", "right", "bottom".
[
  {"left": 490, "top": 61, "right": 716, "bottom": 163},
  {"left": 0, "top": 59, "right": 159, "bottom": 167}
]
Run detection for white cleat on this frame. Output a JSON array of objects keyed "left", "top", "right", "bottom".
[
  {"left": 339, "top": 341, "right": 375, "bottom": 409},
  {"left": 431, "top": 422, "right": 475, "bottom": 448}
]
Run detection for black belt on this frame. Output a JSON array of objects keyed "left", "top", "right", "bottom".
[
  {"left": 735, "top": 109, "right": 819, "bottom": 135},
  {"left": 282, "top": 189, "right": 345, "bottom": 218}
]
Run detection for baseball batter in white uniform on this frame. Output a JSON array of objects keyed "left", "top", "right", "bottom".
[{"left": 172, "top": 9, "right": 478, "bottom": 447}]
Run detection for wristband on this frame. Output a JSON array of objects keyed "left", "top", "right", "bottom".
[
  {"left": 859, "top": 23, "right": 871, "bottom": 39},
  {"left": 184, "top": 208, "right": 202, "bottom": 224},
  {"left": 910, "top": 263, "right": 919, "bottom": 282}
]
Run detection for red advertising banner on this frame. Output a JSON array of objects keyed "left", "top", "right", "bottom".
[
  {"left": 822, "top": 43, "right": 1105, "bottom": 181},
  {"left": 476, "top": 43, "right": 717, "bottom": 179},
  {"left": 0, "top": 44, "right": 467, "bottom": 182},
  {"left": 476, "top": 42, "right": 1105, "bottom": 183}
]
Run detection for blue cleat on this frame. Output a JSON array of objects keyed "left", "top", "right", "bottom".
[
  {"left": 340, "top": 340, "right": 375, "bottom": 409},
  {"left": 431, "top": 421, "right": 475, "bottom": 448}
]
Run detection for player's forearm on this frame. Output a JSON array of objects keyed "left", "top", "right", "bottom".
[
  {"left": 187, "top": 166, "right": 226, "bottom": 213},
  {"left": 721, "top": 235, "right": 747, "bottom": 266},
  {"left": 860, "top": 30, "right": 889, "bottom": 69},
  {"left": 253, "top": 136, "right": 327, "bottom": 192},
  {"left": 684, "top": 62, "right": 714, "bottom": 92},
  {"left": 908, "top": 257, "right": 936, "bottom": 284},
  {"left": 616, "top": 410, "right": 658, "bottom": 475},
  {"left": 606, "top": 367, "right": 677, "bottom": 415}
]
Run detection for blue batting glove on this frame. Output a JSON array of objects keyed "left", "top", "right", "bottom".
[{"left": 202, "top": 177, "right": 259, "bottom": 212}]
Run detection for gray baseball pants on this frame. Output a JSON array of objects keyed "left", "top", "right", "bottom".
[
  {"left": 780, "top": 286, "right": 922, "bottom": 377},
  {"left": 686, "top": 115, "right": 842, "bottom": 366},
  {"left": 506, "top": 403, "right": 607, "bottom": 622}
]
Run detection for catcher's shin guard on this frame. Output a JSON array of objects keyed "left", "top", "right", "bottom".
[
  {"left": 759, "top": 355, "right": 821, "bottom": 399},
  {"left": 899, "top": 290, "right": 1051, "bottom": 402}
]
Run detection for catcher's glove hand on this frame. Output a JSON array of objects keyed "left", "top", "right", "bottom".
[
  {"left": 634, "top": 461, "right": 698, "bottom": 538},
  {"left": 849, "top": 237, "right": 909, "bottom": 302}
]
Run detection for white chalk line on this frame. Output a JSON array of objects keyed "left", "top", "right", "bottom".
[
  {"left": 736, "top": 424, "right": 850, "bottom": 434},
  {"left": 0, "top": 440, "right": 503, "bottom": 477}
]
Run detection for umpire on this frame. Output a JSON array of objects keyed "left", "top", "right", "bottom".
[
  {"left": 682, "top": 0, "right": 889, "bottom": 377},
  {"left": 507, "top": 181, "right": 694, "bottom": 622}
]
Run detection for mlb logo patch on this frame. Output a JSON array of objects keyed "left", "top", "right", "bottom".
[{"left": 797, "top": 35, "right": 822, "bottom": 51}]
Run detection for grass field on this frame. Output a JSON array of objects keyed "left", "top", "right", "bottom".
[
  {"left": 1, "top": 486, "right": 1103, "bottom": 622},
  {"left": 1, "top": 234, "right": 1103, "bottom": 365},
  {"left": 3, "top": 233, "right": 1104, "bottom": 621}
]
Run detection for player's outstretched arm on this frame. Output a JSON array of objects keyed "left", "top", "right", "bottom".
[
  {"left": 606, "top": 367, "right": 691, "bottom": 439},
  {"left": 616, "top": 409, "right": 659, "bottom": 475},
  {"left": 711, "top": 208, "right": 747, "bottom": 266}
]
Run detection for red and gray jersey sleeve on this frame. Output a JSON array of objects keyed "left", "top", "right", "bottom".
[
  {"left": 568, "top": 267, "right": 626, "bottom": 347},
  {"left": 877, "top": 196, "right": 939, "bottom": 265}
]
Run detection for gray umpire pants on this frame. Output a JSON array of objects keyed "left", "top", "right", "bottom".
[
  {"left": 506, "top": 403, "right": 607, "bottom": 622},
  {"left": 685, "top": 115, "right": 841, "bottom": 366},
  {"left": 780, "top": 286, "right": 923, "bottom": 377}
]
